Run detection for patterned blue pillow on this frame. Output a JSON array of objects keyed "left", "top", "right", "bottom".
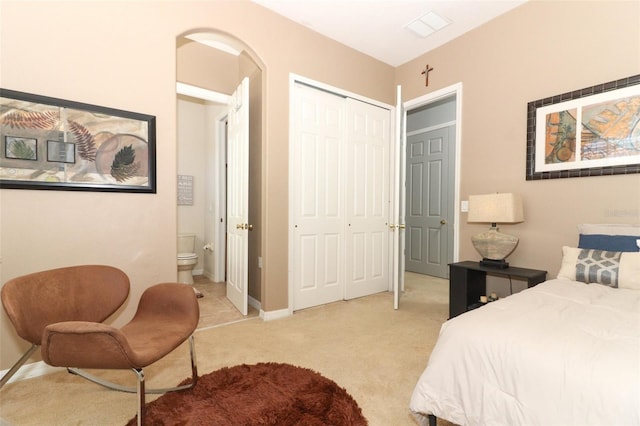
[
  {"left": 575, "top": 249, "right": 621, "bottom": 287},
  {"left": 558, "top": 246, "right": 624, "bottom": 288}
]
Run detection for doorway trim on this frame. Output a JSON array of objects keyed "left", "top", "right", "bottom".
[
  {"left": 177, "top": 29, "right": 268, "bottom": 315},
  {"left": 214, "top": 109, "right": 228, "bottom": 283},
  {"left": 403, "top": 82, "right": 463, "bottom": 264}
]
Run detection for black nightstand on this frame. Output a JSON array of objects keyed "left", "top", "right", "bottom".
[{"left": 449, "top": 261, "right": 547, "bottom": 319}]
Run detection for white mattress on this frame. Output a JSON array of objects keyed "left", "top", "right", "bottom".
[{"left": 409, "top": 279, "right": 640, "bottom": 426}]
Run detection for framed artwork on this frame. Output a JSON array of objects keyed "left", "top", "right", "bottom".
[
  {"left": 0, "top": 89, "right": 156, "bottom": 192},
  {"left": 46, "top": 140, "right": 76, "bottom": 164},
  {"left": 177, "top": 174, "right": 194, "bottom": 206},
  {"left": 5, "top": 136, "right": 37, "bottom": 161},
  {"left": 526, "top": 74, "right": 640, "bottom": 180}
]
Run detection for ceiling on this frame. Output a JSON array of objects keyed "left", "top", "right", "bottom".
[{"left": 252, "top": 0, "right": 528, "bottom": 67}]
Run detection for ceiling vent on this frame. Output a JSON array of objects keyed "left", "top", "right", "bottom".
[{"left": 405, "top": 11, "right": 450, "bottom": 38}]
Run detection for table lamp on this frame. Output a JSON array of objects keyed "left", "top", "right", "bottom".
[{"left": 467, "top": 192, "right": 524, "bottom": 269}]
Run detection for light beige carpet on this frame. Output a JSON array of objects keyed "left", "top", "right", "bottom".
[{"left": 0, "top": 272, "right": 452, "bottom": 426}]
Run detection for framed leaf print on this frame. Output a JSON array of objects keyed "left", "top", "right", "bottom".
[{"left": 0, "top": 89, "right": 156, "bottom": 193}]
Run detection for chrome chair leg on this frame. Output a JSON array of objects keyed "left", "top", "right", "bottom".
[
  {"left": 133, "top": 368, "right": 145, "bottom": 426},
  {"left": 0, "top": 344, "right": 39, "bottom": 389},
  {"left": 67, "top": 335, "right": 198, "bottom": 394},
  {"left": 188, "top": 335, "right": 198, "bottom": 386}
]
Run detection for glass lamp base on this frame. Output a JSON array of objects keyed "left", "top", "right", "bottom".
[{"left": 471, "top": 228, "right": 519, "bottom": 264}]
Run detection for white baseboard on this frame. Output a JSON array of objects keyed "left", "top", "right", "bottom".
[
  {"left": 260, "top": 308, "right": 290, "bottom": 321},
  {"left": 1, "top": 361, "right": 59, "bottom": 384},
  {"left": 192, "top": 268, "right": 204, "bottom": 276},
  {"left": 248, "top": 295, "right": 261, "bottom": 311}
]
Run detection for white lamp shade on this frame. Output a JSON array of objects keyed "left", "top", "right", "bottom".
[{"left": 468, "top": 193, "right": 524, "bottom": 224}]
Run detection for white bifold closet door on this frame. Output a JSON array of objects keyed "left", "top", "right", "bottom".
[
  {"left": 292, "top": 82, "right": 390, "bottom": 311},
  {"left": 344, "top": 98, "right": 390, "bottom": 300}
]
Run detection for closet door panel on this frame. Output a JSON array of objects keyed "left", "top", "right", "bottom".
[
  {"left": 345, "top": 98, "right": 390, "bottom": 300},
  {"left": 292, "top": 84, "right": 345, "bottom": 310}
]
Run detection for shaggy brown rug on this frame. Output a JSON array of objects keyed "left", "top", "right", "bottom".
[{"left": 126, "top": 362, "right": 367, "bottom": 425}]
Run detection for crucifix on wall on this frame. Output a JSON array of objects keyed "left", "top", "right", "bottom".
[{"left": 421, "top": 64, "right": 434, "bottom": 86}]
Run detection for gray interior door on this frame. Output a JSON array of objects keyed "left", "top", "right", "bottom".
[{"left": 405, "top": 125, "right": 454, "bottom": 278}]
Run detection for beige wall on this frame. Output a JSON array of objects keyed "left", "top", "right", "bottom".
[
  {"left": 0, "top": 0, "right": 393, "bottom": 371},
  {"left": 396, "top": 0, "right": 640, "bottom": 282},
  {"left": 245, "top": 62, "right": 264, "bottom": 302},
  {"left": 2, "top": 0, "right": 638, "bottom": 373},
  {"left": 177, "top": 40, "right": 240, "bottom": 95}
]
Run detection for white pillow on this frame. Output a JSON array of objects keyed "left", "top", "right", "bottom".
[
  {"left": 578, "top": 224, "right": 640, "bottom": 236},
  {"left": 558, "top": 246, "right": 640, "bottom": 290}
]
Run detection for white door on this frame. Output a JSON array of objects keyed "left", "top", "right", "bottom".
[
  {"left": 292, "top": 83, "right": 346, "bottom": 310},
  {"left": 392, "top": 85, "right": 406, "bottom": 309},
  {"left": 226, "top": 78, "right": 249, "bottom": 315},
  {"left": 344, "top": 98, "right": 390, "bottom": 300}
]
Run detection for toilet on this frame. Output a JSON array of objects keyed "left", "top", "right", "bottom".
[{"left": 177, "top": 234, "right": 198, "bottom": 285}]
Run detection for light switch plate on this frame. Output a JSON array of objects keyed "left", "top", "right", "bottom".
[{"left": 461, "top": 200, "right": 469, "bottom": 212}]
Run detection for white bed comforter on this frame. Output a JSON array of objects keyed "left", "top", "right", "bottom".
[{"left": 409, "top": 279, "right": 640, "bottom": 426}]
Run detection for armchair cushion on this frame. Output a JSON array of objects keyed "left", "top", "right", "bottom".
[
  {"left": 42, "top": 321, "right": 135, "bottom": 368},
  {"left": 2, "top": 265, "right": 129, "bottom": 344},
  {"left": 41, "top": 283, "right": 199, "bottom": 369}
]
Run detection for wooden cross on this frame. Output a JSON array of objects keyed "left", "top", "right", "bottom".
[{"left": 421, "top": 64, "right": 434, "bottom": 86}]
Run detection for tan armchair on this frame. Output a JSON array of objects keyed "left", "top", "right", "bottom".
[{"left": 1, "top": 265, "right": 199, "bottom": 425}]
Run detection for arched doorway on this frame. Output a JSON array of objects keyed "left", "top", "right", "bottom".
[{"left": 175, "top": 30, "right": 265, "bottom": 324}]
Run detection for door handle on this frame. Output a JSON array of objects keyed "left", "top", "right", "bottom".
[
  {"left": 398, "top": 224, "right": 406, "bottom": 229},
  {"left": 236, "top": 223, "right": 253, "bottom": 230},
  {"left": 389, "top": 224, "right": 397, "bottom": 230},
  {"left": 440, "top": 219, "right": 447, "bottom": 225}
]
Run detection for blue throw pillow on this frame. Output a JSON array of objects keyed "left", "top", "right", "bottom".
[{"left": 578, "top": 234, "right": 640, "bottom": 252}]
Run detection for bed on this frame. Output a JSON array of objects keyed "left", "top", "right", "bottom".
[{"left": 409, "top": 225, "right": 640, "bottom": 426}]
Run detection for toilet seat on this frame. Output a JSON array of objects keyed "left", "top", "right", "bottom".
[{"left": 178, "top": 252, "right": 198, "bottom": 260}]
